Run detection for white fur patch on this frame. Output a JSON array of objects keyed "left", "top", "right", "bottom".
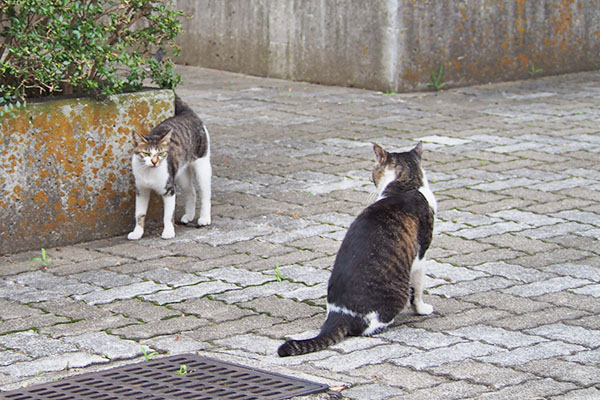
[
  {"left": 418, "top": 168, "right": 437, "bottom": 213},
  {"left": 327, "top": 303, "right": 358, "bottom": 318},
  {"left": 327, "top": 303, "right": 391, "bottom": 336},
  {"left": 363, "top": 311, "right": 392, "bottom": 336},
  {"left": 376, "top": 167, "right": 397, "bottom": 201},
  {"left": 132, "top": 154, "right": 170, "bottom": 195},
  {"left": 410, "top": 256, "right": 434, "bottom": 315}
]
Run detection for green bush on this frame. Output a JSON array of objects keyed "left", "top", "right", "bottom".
[{"left": 0, "top": 0, "right": 183, "bottom": 117}]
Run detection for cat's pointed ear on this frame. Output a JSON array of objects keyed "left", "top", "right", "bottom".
[
  {"left": 373, "top": 143, "right": 388, "bottom": 164},
  {"left": 160, "top": 129, "right": 173, "bottom": 146},
  {"left": 132, "top": 131, "right": 147, "bottom": 146},
  {"left": 413, "top": 141, "right": 424, "bottom": 159}
]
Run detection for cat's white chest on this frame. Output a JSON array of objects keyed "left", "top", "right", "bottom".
[{"left": 132, "top": 156, "right": 169, "bottom": 194}]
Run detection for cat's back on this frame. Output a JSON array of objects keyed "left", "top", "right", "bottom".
[
  {"left": 150, "top": 96, "right": 209, "bottom": 161},
  {"left": 161, "top": 95, "right": 205, "bottom": 137},
  {"left": 331, "top": 189, "right": 432, "bottom": 282},
  {"left": 351, "top": 188, "right": 431, "bottom": 235}
]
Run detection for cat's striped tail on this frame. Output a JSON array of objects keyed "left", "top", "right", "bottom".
[
  {"left": 277, "top": 312, "right": 350, "bottom": 357},
  {"left": 174, "top": 93, "right": 192, "bottom": 115}
]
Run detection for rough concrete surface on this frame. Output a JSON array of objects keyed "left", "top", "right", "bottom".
[
  {"left": 0, "top": 66, "right": 599, "bottom": 399},
  {"left": 174, "top": 0, "right": 600, "bottom": 92},
  {"left": 0, "top": 90, "right": 174, "bottom": 254}
]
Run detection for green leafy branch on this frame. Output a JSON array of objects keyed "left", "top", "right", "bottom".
[{"left": 0, "top": 0, "right": 184, "bottom": 118}]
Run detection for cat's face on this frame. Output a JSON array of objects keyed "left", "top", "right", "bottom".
[
  {"left": 132, "top": 130, "right": 172, "bottom": 168},
  {"left": 371, "top": 142, "right": 424, "bottom": 197}
]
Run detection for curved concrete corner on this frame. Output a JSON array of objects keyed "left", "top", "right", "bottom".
[
  {"left": 0, "top": 90, "right": 174, "bottom": 255},
  {"left": 174, "top": 0, "right": 600, "bottom": 92}
]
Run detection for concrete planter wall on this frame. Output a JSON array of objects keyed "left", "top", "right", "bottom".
[
  {"left": 174, "top": 0, "right": 600, "bottom": 92},
  {"left": 0, "top": 90, "right": 174, "bottom": 255}
]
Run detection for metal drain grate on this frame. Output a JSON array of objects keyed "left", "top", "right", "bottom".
[{"left": 1, "top": 354, "right": 328, "bottom": 400}]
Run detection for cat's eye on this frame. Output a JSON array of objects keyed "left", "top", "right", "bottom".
[
  {"left": 142, "top": 152, "right": 151, "bottom": 157},
  {"left": 159, "top": 152, "right": 166, "bottom": 157}
]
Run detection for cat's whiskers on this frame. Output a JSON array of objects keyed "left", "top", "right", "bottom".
[{"left": 367, "top": 189, "right": 379, "bottom": 204}]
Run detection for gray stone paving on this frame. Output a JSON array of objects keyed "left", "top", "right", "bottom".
[{"left": 0, "top": 67, "right": 599, "bottom": 399}]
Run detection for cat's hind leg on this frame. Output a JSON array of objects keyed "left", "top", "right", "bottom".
[
  {"left": 161, "top": 193, "right": 176, "bottom": 239},
  {"left": 178, "top": 167, "right": 196, "bottom": 224},
  {"left": 410, "top": 257, "right": 434, "bottom": 315},
  {"left": 128, "top": 187, "right": 151, "bottom": 240},
  {"left": 192, "top": 155, "right": 211, "bottom": 226}
]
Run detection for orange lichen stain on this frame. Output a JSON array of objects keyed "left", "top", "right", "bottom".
[
  {"left": 13, "top": 185, "right": 24, "bottom": 199},
  {"left": 55, "top": 212, "right": 69, "bottom": 224},
  {"left": 552, "top": 0, "right": 574, "bottom": 37},
  {"left": 500, "top": 55, "right": 513, "bottom": 66},
  {"left": 452, "top": 58, "right": 463, "bottom": 71},
  {"left": 130, "top": 101, "right": 151, "bottom": 126},
  {"left": 7, "top": 154, "right": 17, "bottom": 169},
  {"left": 400, "top": 67, "right": 421, "bottom": 84},
  {"left": 2, "top": 91, "right": 173, "bottom": 253},
  {"left": 516, "top": 53, "right": 530, "bottom": 69},
  {"left": 543, "top": 36, "right": 551, "bottom": 49},
  {"left": 514, "top": 0, "right": 527, "bottom": 43},
  {"left": 3, "top": 113, "right": 29, "bottom": 135},
  {"left": 67, "top": 196, "right": 78, "bottom": 208},
  {"left": 41, "top": 220, "right": 58, "bottom": 233},
  {"left": 33, "top": 190, "right": 48, "bottom": 204}
]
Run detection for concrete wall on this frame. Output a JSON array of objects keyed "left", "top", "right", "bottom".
[
  {"left": 174, "top": 0, "right": 600, "bottom": 92},
  {"left": 0, "top": 90, "right": 174, "bottom": 255}
]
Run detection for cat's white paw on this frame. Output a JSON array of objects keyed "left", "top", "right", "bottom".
[
  {"left": 415, "top": 302, "right": 434, "bottom": 315},
  {"left": 180, "top": 214, "right": 194, "bottom": 224},
  {"left": 127, "top": 229, "right": 143, "bottom": 240},
  {"left": 161, "top": 226, "right": 175, "bottom": 239},
  {"left": 197, "top": 216, "right": 211, "bottom": 226}
]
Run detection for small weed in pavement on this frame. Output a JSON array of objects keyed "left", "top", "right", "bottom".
[
  {"left": 426, "top": 64, "right": 447, "bottom": 91},
  {"left": 275, "top": 263, "right": 285, "bottom": 282},
  {"left": 177, "top": 364, "right": 191, "bottom": 375},
  {"left": 528, "top": 64, "right": 544, "bottom": 78},
  {"left": 30, "top": 248, "right": 49, "bottom": 268},
  {"left": 141, "top": 346, "right": 158, "bottom": 361}
]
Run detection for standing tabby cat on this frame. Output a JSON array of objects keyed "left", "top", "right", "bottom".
[
  {"left": 128, "top": 95, "right": 211, "bottom": 240},
  {"left": 278, "top": 141, "right": 436, "bottom": 357}
]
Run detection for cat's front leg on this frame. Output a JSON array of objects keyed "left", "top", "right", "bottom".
[
  {"left": 161, "top": 193, "right": 176, "bottom": 239},
  {"left": 128, "top": 187, "right": 151, "bottom": 240},
  {"left": 410, "top": 257, "right": 434, "bottom": 315}
]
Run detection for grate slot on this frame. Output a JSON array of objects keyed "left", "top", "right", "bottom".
[{"left": 1, "top": 354, "right": 327, "bottom": 400}]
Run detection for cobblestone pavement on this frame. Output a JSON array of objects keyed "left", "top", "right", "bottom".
[{"left": 1, "top": 66, "right": 599, "bottom": 399}]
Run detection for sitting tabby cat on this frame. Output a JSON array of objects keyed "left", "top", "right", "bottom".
[
  {"left": 278, "top": 141, "right": 436, "bottom": 357},
  {"left": 128, "top": 94, "right": 211, "bottom": 240}
]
